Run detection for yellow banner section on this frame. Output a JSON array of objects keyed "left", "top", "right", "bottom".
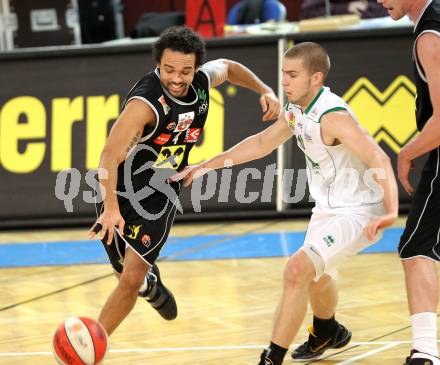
[
  {"left": 0, "top": 77, "right": 418, "bottom": 174},
  {"left": 343, "top": 76, "right": 417, "bottom": 154}
]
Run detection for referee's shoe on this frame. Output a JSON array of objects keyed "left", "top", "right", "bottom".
[
  {"left": 404, "top": 350, "right": 440, "bottom": 364},
  {"left": 139, "top": 264, "right": 177, "bottom": 320}
]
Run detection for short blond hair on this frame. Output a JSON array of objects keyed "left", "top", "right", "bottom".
[{"left": 284, "top": 42, "right": 331, "bottom": 80}]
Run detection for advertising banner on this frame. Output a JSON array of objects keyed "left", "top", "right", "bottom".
[{"left": 0, "top": 38, "right": 279, "bottom": 226}]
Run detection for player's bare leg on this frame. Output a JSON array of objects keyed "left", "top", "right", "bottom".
[
  {"left": 259, "top": 251, "right": 316, "bottom": 365},
  {"left": 99, "top": 247, "right": 149, "bottom": 335},
  {"left": 272, "top": 250, "right": 316, "bottom": 347},
  {"left": 290, "top": 270, "right": 351, "bottom": 361},
  {"left": 309, "top": 274, "right": 338, "bottom": 319}
]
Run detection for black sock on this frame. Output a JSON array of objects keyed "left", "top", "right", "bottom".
[
  {"left": 313, "top": 315, "right": 337, "bottom": 339},
  {"left": 260, "top": 342, "right": 287, "bottom": 365}
]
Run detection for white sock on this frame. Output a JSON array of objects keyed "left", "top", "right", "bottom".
[
  {"left": 138, "top": 276, "right": 148, "bottom": 293},
  {"left": 412, "top": 312, "right": 438, "bottom": 357}
]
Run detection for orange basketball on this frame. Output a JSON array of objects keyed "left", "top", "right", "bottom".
[{"left": 52, "top": 317, "right": 108, "bottom": 365}]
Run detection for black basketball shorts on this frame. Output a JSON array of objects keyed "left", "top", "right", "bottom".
[
  {"left": 95, "top": 188, "right": 180, "bottom": 273},
  {"left": 399, "top": 148, "right": 440, "bottom": 260}
]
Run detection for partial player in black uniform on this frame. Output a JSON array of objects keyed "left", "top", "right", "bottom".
[
  {"left": 87, "top": 26, "right": 280, "bottom": 339},
  {"left": 378, "top": 1, "right": 440, "bottom": 364}
]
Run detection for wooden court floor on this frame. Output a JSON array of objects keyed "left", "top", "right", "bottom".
[{"left": 0, "top": 218, "right": 437, "bottom": 365}]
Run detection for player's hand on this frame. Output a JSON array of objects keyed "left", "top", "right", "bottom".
[
  {"left": 348, "top": 0, "right": 368, "bottom": 15},
  {"left": 169, "top": 164, "right": 201, "bottom": 187},
  {"left": 169, "top": 164, "right": 209, "bottom": 187},
  {"left": 260, "top": 92, "right": 280, "bottom": 122},
  {"left": 88, "top": 209, "right": 125, "bottom": 245},
  {"left": 397, "top": 147, "right": 415, "bottom": 195},
  {"left": 363, "top": 213, "right": 397, "bottom": 241}
]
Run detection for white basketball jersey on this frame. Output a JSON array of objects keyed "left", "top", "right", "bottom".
[{"left": 285, "top": 86, "right": 383, "bottom": 209}]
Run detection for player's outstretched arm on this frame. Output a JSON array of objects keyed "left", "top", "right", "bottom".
[
  {"left": 88, "top": 99, "right": 156, "bottom": 244},
  {"left": 321, "top": 111, "right": 398, "bottom": 240},
  {"left": 202, "top": 59, "right": 280, "bottom": 121},
  {"left": 397, "top": 33, "right": 440, "bottom": 194},
  {"left": 171, "top": 115, "right": 293, "bottom": 187}
]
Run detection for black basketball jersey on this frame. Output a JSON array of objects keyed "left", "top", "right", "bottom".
[
  {"left": 116, "top": 68, "right": 210, "bottom": 194},
  {"left": 413, "top": 0, "right": 440, "bottom": 131}
]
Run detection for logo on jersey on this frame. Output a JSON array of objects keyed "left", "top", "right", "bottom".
[
  {"left": 184, "top": 128, "right": 201, "bottom": 143},
  {"left": 141, "top": 234, "right": 151, "bottom": 247},
  {"left": 174, "top": 111, "right": 194, "bottom": 132},
  {"left": 287, "top": 110, "right": 295, "bottom": 128},
  {"left": 153, "top": 133, "right": 171, "bottom": 145},
  {"left": 158, "top": 95, "right": 171, "bottom": 115},
  {"left": 153, "top": 145, "right": 187, "bottom": 170},
  {"left": 323, "top": 235, "right": 335, "bottom": 247},
  {"left": 166, "top": 122, "right": 176, "bottom": 131},
  {"left": 127, "top": 225, "right": 142, "bottom": 239},
  {"left": 196, "top": 89, "right": 208, "bottom": 114},
  {"left": 198, "top": 101, "right": 208, "bottom": 115},
  {"left": 309, "top": 107, "right": 319, "bottom": 118},
  {"left": 197, "top": 88, "right": 207, "bottom": 101}
]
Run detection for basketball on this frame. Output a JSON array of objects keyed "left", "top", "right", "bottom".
[{"left": 52, "top": 317, "right": 108, "bottom": 365}]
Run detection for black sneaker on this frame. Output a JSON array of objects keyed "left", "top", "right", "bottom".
[
  {"left": 258, "top": 349, "right": 274, "bottom": 365},
  {"left": 404, "top": 350, "right": 440, "bottom": 365},
  {"left": 291, "top": 323, "right": 352, "bottom": 361},
  {"left": 139, "top": 264, "right": 177, "bottom": 320}
]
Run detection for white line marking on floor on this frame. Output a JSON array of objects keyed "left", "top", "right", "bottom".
[
  {"left": 0, "top": 340, "right": 432, "bottom": 358},
  {"left": 1, "top": 346, "right": 264, "bottom": 357},
  {"left": 335, "top": 343, "right": 401, "bottom": 365}
]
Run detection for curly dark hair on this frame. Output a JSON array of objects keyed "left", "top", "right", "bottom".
[{"left": 153, "top": 26, "right": 206, "bottom": 68}]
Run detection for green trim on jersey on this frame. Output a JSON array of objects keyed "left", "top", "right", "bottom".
[
  {"left": 304, "top": 87, "right": 324, "bottom": 115},
  {"left": 297, "top": 134, "right": 305, "bottom": 150},
  {"left": 318, "top": 107, "right": 347, "bottom": 123},
  {"left": 325, "top": 147, "right": 337, "bottom": 208}
]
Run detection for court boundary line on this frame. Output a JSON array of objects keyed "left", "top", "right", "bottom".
[
  {"left": 0, "top": 340, "right": 422, "bottom": 357},
  {"left": 0, "top": 273, "right": 113, "bottom": 312}
]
